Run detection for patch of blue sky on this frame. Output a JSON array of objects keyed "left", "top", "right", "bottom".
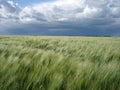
[{"left": 13, "top": 0, "right": 53, "bottom": 7}]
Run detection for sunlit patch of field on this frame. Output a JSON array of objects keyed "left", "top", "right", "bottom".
[{"left": 0, "top": 36, "right": 120, "bottom": 90}]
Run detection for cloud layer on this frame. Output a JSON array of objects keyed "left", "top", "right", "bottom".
[{"left": 0, "top": 0, "right": 120, "bottom": 36}]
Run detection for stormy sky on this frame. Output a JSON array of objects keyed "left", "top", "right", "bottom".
[{"left": 0, "top": 0, "right": 120, "bottom": 36}]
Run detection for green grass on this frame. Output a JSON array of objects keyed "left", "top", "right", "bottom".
[{"left": 0, "top": 36, "right": 120, "bottom": 90}]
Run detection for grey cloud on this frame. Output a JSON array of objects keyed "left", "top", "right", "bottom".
[
  {"left": 109, "top": 7, "right": 120, "bottom": 18},
  {"left": 87, "top": 0, "right": 110, "bottom": 8},
  {"left": 110, "top": 0, "right": 120, "bottom": 7}
]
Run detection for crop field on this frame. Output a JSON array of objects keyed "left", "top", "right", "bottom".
[{"left": 0, "top": 36, "right": 120, "bottom": 90}]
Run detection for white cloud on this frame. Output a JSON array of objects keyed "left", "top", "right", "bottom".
[
  {"left": 18, "top": 0, "right": 88, "bottom": 23},
  {"left": 1, "top": 0, "right": 120, "bottom": 23},
  {"left": 18, "top": 0, "right": 120, "bottom": 23}
]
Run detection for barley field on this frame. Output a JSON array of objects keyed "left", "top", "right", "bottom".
[{"left": 0, "top": 36, "right": 120, "bottom": 90}]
